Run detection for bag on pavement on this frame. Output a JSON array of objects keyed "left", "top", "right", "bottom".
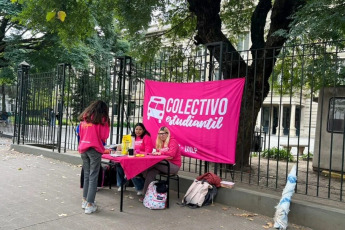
[
  {"left": 80, "top": 165, "right": 105, "bottom": 188},
  {"left": 182, "top": 179, "right": 217, "bottom": 208},
  {"left": 143, "top": 181, "right": 167, "bottom": 210}
]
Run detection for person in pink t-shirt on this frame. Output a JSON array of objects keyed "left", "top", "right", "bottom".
[
  {"left": 78, "top": 100, "right": 110, "bottom": 214},
  {"left": 117, "top": 123, "right": 153, "bottom": 195},
  {"left": 140, "top": 126, "right": 181, "bottom": 201}
]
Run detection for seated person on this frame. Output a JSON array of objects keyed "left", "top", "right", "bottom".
[
  {"left": 116, "top": 123, "right": 153, "bottom": 195},
  {"left": 140, "top": 126, "right": 181, "bottom": 200}
]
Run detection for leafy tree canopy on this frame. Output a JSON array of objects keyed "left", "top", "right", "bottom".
[
  {"left": 1, "top": 0, "right": 129, "bottom": 77},
  {"left": 291, "top": 0, "right": 345, "bottom": 41}
]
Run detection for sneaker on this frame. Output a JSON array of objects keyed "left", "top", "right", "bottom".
[
  {"left": 83, "top": 200, "right": 96, "bottom": 209},
  {"left": 117, "top": 187, "right": 122, "bottom": 192},
  {"left": 136, "top": 191, "right": 143, "bottom": 196},
  {"left": 82, "top": 200, "right": 87, "bottom": 209},
  {"left": 85, "top": 203, "right": 97, "bottom": 214}
]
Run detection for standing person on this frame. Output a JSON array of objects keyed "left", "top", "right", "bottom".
[
  {"left": 140, "top": 126, "right": 181, "bottom": 201},
  {"left": 49, "top": 108, "right": 56, "bottom": 127},
  {"left": 78, "top": 100, "right": 110, "bottom": 214},
  {"left": 116, "top": 123, "right": 153, "bottom": 195}
]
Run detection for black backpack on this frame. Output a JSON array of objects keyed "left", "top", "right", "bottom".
[
  {"left": 203, "top": 184, "right": 218, "bottom": 206},
  {"left": 103, "top": 161, "right": 117, "bottom": 187},
  {"left": 80, "top": 165, "right": 105, "bottom": 188}
]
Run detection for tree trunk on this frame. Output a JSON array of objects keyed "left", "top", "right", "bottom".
[{"left": 187, "top": 0, "right": 306, "bottom": 168}]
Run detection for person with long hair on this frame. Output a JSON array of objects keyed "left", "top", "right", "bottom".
[
  {"left": 117, "top": 123, "right": 153, "bottom": 195},
  {"left": 140, "top": 126, "right": 181, "bottom": 200},
  {"left": 78, "top": 100, "right": 110, "bottom": 214}
]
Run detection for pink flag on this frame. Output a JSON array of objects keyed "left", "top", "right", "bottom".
[{"left": 143, "top": 78, "right": 245, "bottom": 164}]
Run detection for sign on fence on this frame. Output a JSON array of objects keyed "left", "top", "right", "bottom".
[{"left": 143, "top": 78, "right": 245, "bottom": 164}]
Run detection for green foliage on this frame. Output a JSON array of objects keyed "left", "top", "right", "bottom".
[
  {"left": 270, "top": 40, "right": 345, "bottom": 94},
  {"left": 262, "top": 147, "right": 295, "bottom": 162},
  {"left": 301, "top": 152, "right": 313, "bottom": 160},
  {"left": 291, "top": 0, "right": 345, "bottom": 42},
  {"left": 220, "top": 0, "right": 255, "bottom": 44},
  {"left": 16, "top": 0, "right": 96, "bottom": 46},
  {"left": 115, "top": 0, "right": 165, "bottom": 36}
]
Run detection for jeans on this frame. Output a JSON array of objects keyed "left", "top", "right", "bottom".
[
  {"left": 81, "top": 148, "right": 102, "bottom": 204},
  {"left": 116, "top": 165, "right": 145, "bottom": 191}
]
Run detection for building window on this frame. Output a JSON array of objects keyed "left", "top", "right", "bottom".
[
  {"left": 237, "top": 33, "right": 250, "bottom": 51},
  {"left": 327, "top": 97, "right": 345, "bottom": 133}
]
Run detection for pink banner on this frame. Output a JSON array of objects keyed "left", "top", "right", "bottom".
[{"left": 143, "top": 78, "right": 245, "bottom": 164}]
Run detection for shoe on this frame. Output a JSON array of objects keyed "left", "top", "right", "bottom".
[
  {"left": 136, "top": 191, "right": 143, "bottom": 196},
  {"left": 117, "top": 187, "right": 122, "bottom": 192},
  {"left": 85, "top": 203, "right": 97, "bottom": 214},
  {"left": 139, "top": 197, "right": 144, "bottom": 203},
  {"left": 82, "top": 200, "right": 87, "bottom": 209}
]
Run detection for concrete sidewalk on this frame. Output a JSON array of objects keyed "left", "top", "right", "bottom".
[{"left": 0, "top": 138, "right": 311, "bottom": 230}]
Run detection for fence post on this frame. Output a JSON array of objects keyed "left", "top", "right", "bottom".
[
  {"left": 15, "top": 61, "right": 30, "bottom": 145},
  {"left": 115, "top": 56, "right": 132, "bottom": 143},
  {"left": 56, "top": 64, "right": 67, "bottom": 153}
]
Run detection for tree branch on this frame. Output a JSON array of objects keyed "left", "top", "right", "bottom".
[
  {"left": 188, "top": 0, "right": 247, "bottom": 79},
  {"left": 250, "top": 0, "right": 272, "bottom": 50},
  {"left": 0, "top": 17, "right": 10, "bottom": 42}
]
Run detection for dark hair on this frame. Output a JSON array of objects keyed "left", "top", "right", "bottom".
[
  {"left": 132, "top": 123, "right": 150, "bottom": 139},
  {"left": 78, "top": 100, "right": 110, "bottom": 125}
]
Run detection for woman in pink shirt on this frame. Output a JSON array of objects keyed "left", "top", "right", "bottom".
[
  {"left": 117, "top": 123, "right": 153, "bottom": 195},
  {"left": 141, "top": 126, "right": 181, "bottom": 200},
  {"left": 78, "top": 100, "right": 110, "bottom": 214}
]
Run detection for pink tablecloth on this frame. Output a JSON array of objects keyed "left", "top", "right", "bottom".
[{"left": 102, "top": 154, "right": 169, "bottom": 179}]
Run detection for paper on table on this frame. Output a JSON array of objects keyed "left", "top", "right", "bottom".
[
  {"left": 110, "top": 151, "right": 123, "bottom": 157},
  {"left": 220, "top": 181, "right": 235, "bottom": 188},
  {"left": 105, "top": 144, "right": 119, "bottom": 149}
]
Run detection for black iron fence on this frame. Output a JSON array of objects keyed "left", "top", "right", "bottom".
[{"left": 11, "top": 40, "right": 345, "bottom": 202}]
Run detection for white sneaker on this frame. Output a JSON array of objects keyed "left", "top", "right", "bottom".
[
  {"left": 136, "top": 191, "right": 143, "bottom": 196},
  {"left": 83, "top": 200, "right": 96, "bottom": 209},
  {"left": 82, "top": 200, "right": 87, "bottom": 209},
  {"left": 85, "top": 203, "right": 97, "bottom": 214},
  {"left": 117, "top": 187, "right": 122, "bottom": 192}
]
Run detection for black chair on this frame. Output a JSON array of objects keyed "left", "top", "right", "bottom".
[{"left": 158, "top": 173, "right": 180, "bottom": 198}]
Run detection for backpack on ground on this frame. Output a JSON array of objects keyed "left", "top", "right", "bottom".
[
  {"left": 80, "top": 165, "right": 106, "bottom": 188},
  {"left": 182, "top": 179, "right": 217, "bottom": 208},
  {"left": 143, "top": 181, "right": 167, "bottom": 210},
  {"left": 103, "top": 161, "right": 117, "bottom": 187}
]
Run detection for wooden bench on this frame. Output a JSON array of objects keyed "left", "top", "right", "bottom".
[{"left": 280, "top": 143, "right": 308, "bottom": 155}]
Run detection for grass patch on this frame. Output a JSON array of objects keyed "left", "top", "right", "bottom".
[{"left": 262, "top": 147, "right": 294, "bottom": 162}]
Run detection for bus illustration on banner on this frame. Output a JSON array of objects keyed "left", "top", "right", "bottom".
[{"left": 147, "top": 96, "right": 166, "bottom": 123}]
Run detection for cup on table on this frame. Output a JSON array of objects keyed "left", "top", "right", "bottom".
[{"left": 128, "top": 148, "right": 134, "bottom": 157}]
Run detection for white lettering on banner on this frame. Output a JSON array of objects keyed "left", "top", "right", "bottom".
[
  {"left": 191, "top": 100, "right": 199, "bottom": 115},
  {"left": 166, "top": 115, "right": 223, "bottom": 129},
  {"left": 184, "top": 99, "right": 192, "bottom": 115},
  {"left": 185, "top": 146, "right": 198, "bottom": 153},
  {"left": 165, "top": 98, "right": 228, "bottom": 116},
  {"left": 166, "top": 98, "right": 173, "bottom": 112},
  {"left": 218, "top": 98, "right": 228, "bottom": 115}
]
